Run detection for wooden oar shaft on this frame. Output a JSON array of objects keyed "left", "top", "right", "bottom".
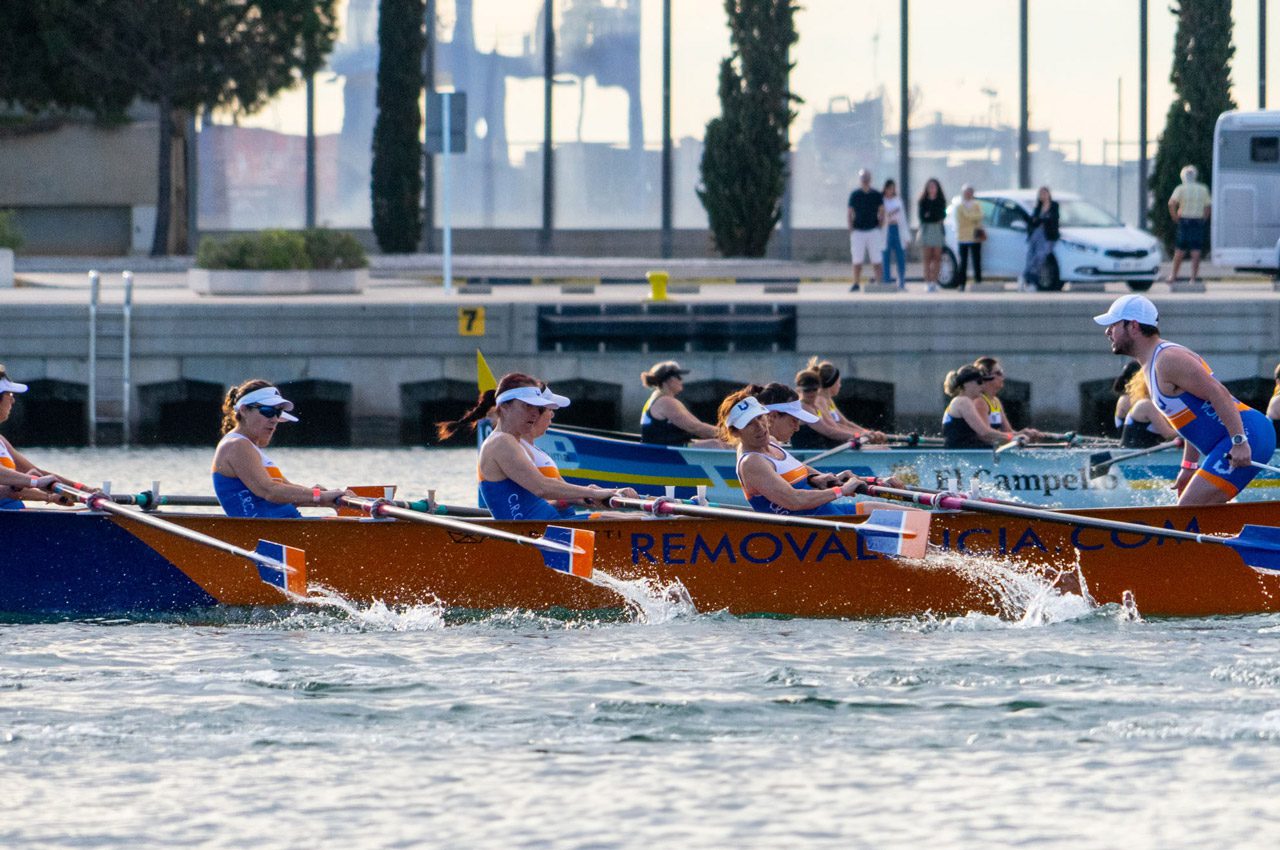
[
  {"left": 335, "top": 496, "right": 578, "bottom": 554},
  {"left": 1090, "top": 440, "right": 1179, "bottom": 475},
  {"left": 863, "top": 484, "right": 1218, "bottom": 546},
  {"left": 54, "top": 485, "right": 283, "bottom": 567}
]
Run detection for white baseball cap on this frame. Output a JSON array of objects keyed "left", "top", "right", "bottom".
[
  {"left": 495, "top": 385, "right": 571, "bottom": 409},
  {"left": 726, "top": 396, "right": 770, "bottom": 430},
  {"left": 0, "top": 374, "right": 28, "bottom": 394},
  {"left": 763, "top": 399, "right": 820, "bottom": 423},
  {"left": 234, "top": 386, "right": 300, "bottom": 422},
  {"left": 1094, "top": 294, "right": 1158, "bottom": 327}
]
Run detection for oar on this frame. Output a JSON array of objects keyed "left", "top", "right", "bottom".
[
  {"left": 335, "top": 495, "right": 593, "bottom": 578},
  {"left": 861, "top": 483, "right": 1280, "bottom": 575},
  {"left": 862, "top": 477, "right": 1033, "bottom": 509},
  {"left": 1088, "top": 439, "right": 1179, "bottom": 478},
  {"left": 803, "top": 438, "right": 862, "bottom": 464},
  {"left": 882, "top": 432, "right": 944, "bottom": 446},
  {"left": 994, "top": 434, "right": 1027, "bottom": 456},
  {"left": 1251, "top": 461, "right": 1280, "bottom": 475},
  {"left": 53, "top": 484, "right": 307, "bottom": 595},
  {"left": 607, "top": 495, "right": 931, "bottom": 559}
]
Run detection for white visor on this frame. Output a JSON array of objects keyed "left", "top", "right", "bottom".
[
  {"left": 495, "top": 385, "right": 571, "bottom": 409},
  {"left": 234, "top": 386, "right": 299, "bottom": 422},
  {"left": 764, "top": 400, "right": 820, "bottom": 423},
  {"left": 0, "top": 377, "right": 29, "bottom": 394},
  {"left": 726, "top": 396, "right": 770, "bottom": 430}
]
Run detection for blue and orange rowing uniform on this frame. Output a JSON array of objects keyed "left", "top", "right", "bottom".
[
  {"left": 1147, "top": 341, "right": 1276, "bottom": 497},
  {"left": 211, "top": 432, "right": 302, "bottom": 519},
  {"left": 478, "top": 433, "right": 577, "bottom": 521},
  {"left": 0, "top": 437, "right": 24, "bottom": 511},
  {"left": 736, "top": 441, "right": 859, "bottom": 516}
]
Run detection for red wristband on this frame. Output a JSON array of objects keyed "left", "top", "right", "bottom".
[
  {"left": 1180, "top": 461, "right": 1198, "bottom": 470},
  {"left": 312, "top": 487, "right": 322, "bottom": 504}
]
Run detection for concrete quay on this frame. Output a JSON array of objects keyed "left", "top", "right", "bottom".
[{"left": 3, "top": 257, "right": 1279, "bottom": 446}]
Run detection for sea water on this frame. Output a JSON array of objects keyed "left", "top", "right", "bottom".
[{"left": 3, "top": 448, "right": 1280, "bottom": 848}]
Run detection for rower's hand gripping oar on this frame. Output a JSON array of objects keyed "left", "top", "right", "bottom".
[
  {"left": 861, "top": 483, "right": 1280, "bottom": 575},
  {"left": 1088, "top": 439, "right": 1179, "bottom": 479},
  {"left": 53, "top": 484, "right": 307, "bottom": 595},
  {"left": 607, "top": 495, "right": 932, "bottom": 559},
  {"left": 336, "top": 495, "right": 594, "bottom": 578}
]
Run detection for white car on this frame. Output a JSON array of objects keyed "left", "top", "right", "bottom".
[{"left": 939, "top": 190, "right": 1162, "bottom": 291}]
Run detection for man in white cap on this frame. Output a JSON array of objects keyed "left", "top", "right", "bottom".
[
  {"left": 1094, "top": 295, "right": 1276, "bottom": 505},
  {"left": 0, "top": 365, "right": 71, "bottom": 508}
]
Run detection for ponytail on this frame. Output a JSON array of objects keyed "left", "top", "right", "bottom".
[
  {"left": 221, "top": 378, "right": 272, "bottom": 435},
  {"left": 435, "top": 372, "right": 543, "bottom": 442}
]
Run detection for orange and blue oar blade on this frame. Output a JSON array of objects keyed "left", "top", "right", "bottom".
[
  {"left": 254, "top": 539, "right": 308, "bottom": 595},
  {"left": 539, "top": 526, "right": 595, "bottom": 579},
  {"left": 860, "top": 509, "right": 932, "bottom": 560},
  {"left": 1229, "top": 525, "right": 1280, "bottom": 574}
]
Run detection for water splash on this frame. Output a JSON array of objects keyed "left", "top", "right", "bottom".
[
  {"left": 588, "top": 571, "right": 698, "bottom": 624},
  {"left": 909, "top": 547, "right": 1102, "bottom": 628},
  {"left": 271, "top": 584, "right": 447, "bottom": 632}
]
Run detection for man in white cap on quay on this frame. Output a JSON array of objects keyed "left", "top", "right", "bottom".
[{"left": 1094, "top": 294, "right": 1275, "bottom": 505}]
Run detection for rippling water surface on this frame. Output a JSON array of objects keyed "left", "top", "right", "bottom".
[{"left": 5, "top": 448, "right": 1280, "bottom": 848}]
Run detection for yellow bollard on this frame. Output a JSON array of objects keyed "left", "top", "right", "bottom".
[{"left": 646, "top": 270, "right": 669, "bottom": 301}]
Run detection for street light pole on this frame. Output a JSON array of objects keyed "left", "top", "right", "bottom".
[
  {"left": 1018, "top": 0, "right": 1030, "bottom": 188},
  {"left": 900, "top": 0, "right": 910, "bottom": 211},
  {"left": 661, "top": 0, "right": 673, "bottom": 258},
  {"left": 1138, "top": 0, "right": 1148, "bottom": 230}
]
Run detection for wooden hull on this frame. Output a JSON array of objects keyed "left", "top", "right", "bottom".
[{"left": 5, "top": 502, "right": 1280, "bottom": 619}]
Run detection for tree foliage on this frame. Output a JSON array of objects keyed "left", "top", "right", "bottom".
[
  {"left": 697, "top": 0, "right": 800, "bottom": 258},
  {"left": 1149, "top": 0, "right": 1235, "bottom": 247},
  {"left": 0, "top": 1, "right": 338, "bottom": 255},
  {"left": 371, "top": 0, "right": 425, "bottom": 254}
]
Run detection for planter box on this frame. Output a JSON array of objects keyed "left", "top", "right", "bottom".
[
  {"left": 189, "top": 268, "right": 365, "bottom": 295},
  {"left": 0, "top": 248, "right": 13, "bottom": 289}
]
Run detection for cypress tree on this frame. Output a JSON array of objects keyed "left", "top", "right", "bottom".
[
  {"left": 1148, "top": 0, "right": 1235, "bottom": 248},
  {"left": 371, "top": 0, "right": 425, "bottom": 253},
  {"left": 697, "top": 0, "right": 799, "bottom": 257}
]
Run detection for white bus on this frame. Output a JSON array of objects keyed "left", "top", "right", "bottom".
[{"left": 1211, "top": 110, "right": 1280, "bottom": 274}]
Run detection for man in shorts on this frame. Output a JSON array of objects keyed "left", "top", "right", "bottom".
[
  {"left": 846, "top": 169, "right": 885, "bottom": 291},
  {"left": 1095, "top": 293, "right": 1275, "bottom": 505},
  {"left": 1167, "top": 164, "right": 1211, "bottom": 286}
]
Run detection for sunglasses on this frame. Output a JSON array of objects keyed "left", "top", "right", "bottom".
[{"left": 247, "top": 404, "right": 287, "bottom": 419}]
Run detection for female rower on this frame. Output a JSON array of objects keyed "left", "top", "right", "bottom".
[
  {"left": 438, "top": 372, "right": 637, "bottom": 521},
  {"left": 638, "top": 360, "right": 723, "bottom": 447},
  {"left": 1120, "top": 369, "right": 1177, "bottom": 449},
  {"left": 1112, "top": 360, "right": 1141, "bottom": 435},
  {"left": 791, "top": 369, "right": 852, "bottom": 450},
  {"left": 721, "top": 387, "right": 874, "bottom": 516},
  {"left": 973, "top": 356, "right": 1043, "bottom": 441},
  {"left": 0, "top": 366, "right": 72, "bottom": 509},
  {"left": 941, "top": 365, "right": 1008, "bottom": 449},
  {"left": 807, "top": 357, "right": 887, "bottom": 444},
  {"left": 1267, "top": 362, "right": 1280, "bottom": 443},
  {"left": 211, "top": 380, "right": 351, "bottom": 518}
]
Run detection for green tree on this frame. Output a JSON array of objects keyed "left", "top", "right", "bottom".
[
  {"left": 0, "top": 1, "right": 338, "bottom": 256},
  {"left": 1149, "top": 0, "right": 1235, "bottom": 248},
  {"left": 697, "top": 0, "right": 800, "bottom": 257},
  {"left": 371, "top": 0, "right": 425, "bottom": 254}
]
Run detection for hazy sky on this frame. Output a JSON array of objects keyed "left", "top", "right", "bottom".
[{"left": 230, "top": 0, "right": 1277, "bottom": 166}]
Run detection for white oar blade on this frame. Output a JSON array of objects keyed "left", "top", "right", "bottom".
[
  {"left": 539, "top": 526, "right": 595, "bottom": 578},
  {"left": 859, "top": 509, "right": 931, "bottom": 559},
  {"left": 254, "top": 539, "right": 307, "bottom": 595}
]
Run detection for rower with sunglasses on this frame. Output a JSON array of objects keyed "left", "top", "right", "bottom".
[
  {"left": 973, "top": 355, "right": 1044, "bottom": 442},
  {"left": 941, "top": 365, "right": 1011, "bottom": 449},
  {"left": 212, "top": 380, "right": 353, "bottom": 518},
  {"left": 0, "top": 364, "right": 78, "bottom": 509}
]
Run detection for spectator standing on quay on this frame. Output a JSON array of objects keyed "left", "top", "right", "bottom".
[
  {"left": 880, "top": 179, "right": 909, "bottom": 290},
  {"left": 1167, "top": 164, "right": 1211, "bottom": 286},
  {"left": 917, "top": 178, "right": 947, "bottom": 292},
  {"left": 1022, "top": 186, "right": 1060, "bottom": 291},
  {"left": 847, "top": 169, "right": 885, "bottom": 291},
  {"left": 953, "top": 185, "right": 985, "bottom": 289}
]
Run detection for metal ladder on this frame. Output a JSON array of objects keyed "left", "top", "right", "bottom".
[{"left": 87, "top": 270, "right": 133, "bottom": 447}]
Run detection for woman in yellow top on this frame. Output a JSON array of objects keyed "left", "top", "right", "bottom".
[
  {"left": 973, "top": 356, "right": 1043, "bottom": 441},
  {"left": 952, "top": 185, "right": 985, "bottom": 289},
  {"left": 941, "top": 365, "right": 1008, "bottom": 449},
  {"left": 794, "top": 358, "right": 886, "bottom": 447}
]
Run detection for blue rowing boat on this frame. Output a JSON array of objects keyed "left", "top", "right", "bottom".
[{"left": 509, "top": 426, "right": 1280, "bottom": 509}]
